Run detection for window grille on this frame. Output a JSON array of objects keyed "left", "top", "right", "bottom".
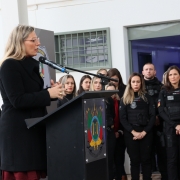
[{"left": 54, "top": 28, "right": 112, "bottom": 70}]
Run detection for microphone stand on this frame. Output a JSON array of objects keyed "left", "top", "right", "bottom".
[{"left": 63, "top": 66, "right": 118, "bottom": 90}]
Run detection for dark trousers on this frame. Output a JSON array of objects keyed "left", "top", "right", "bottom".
[
  {"left": 107, "top": 130, "right": 116, "bottom": 180},
  {"left": 155, "top": 133, "right": 168, "bottom": 180},
  {"left": 166, "top": 135, "right": 180, "bottom": 180},
  {"left": 124, "top": 129, "right": 153, "bottom": 180},
  {"left": 114, "top": 134, "right": 126, "bottom": 180}
]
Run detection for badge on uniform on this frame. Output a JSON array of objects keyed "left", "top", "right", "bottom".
[
  {"left": 130, "top": 102, "right": 137, "bottom": 109},
  {"left": 148, "top": 89, "right": 154, "bottom": 96},
  {"left": 167, "top": 96, "right": 174, "bottom": 100}
]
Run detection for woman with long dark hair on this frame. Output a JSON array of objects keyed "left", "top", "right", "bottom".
[
  {"left": 77, "top": 75, "right": 91, "bottom": 95},
  {"left": 107, "top": 68, "right": 127, "bottom": 180},
  {"left": 158, "top": 65, "right": 180, "bottom": 180},
  {"left": 120, "top": 73, "right": 155, "bottom": 180}
]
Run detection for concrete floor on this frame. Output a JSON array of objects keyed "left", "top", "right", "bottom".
[
  {"left": 39, "top": 173, "right": 161, "bottom": 180},
  {"left": 127, "top": 173, "right": 161, "bottom": 180}
]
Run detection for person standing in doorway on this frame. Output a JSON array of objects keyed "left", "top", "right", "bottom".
[{"left": 142, "top": 63, "right": 167, "bottom": 180}]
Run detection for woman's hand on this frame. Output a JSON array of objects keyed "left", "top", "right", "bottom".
[
  {"left": 115, "top": 132, "right": 119, "bottom": 138},
  {"left": 139, "top": 131, "right": 147, "bottom": 139},
  {"left": 175, "top": 125, "right": 180, "bottom": 131},
  {"left": 132, "top": 130, "right": 147, "bottom": 140},
  {"left": 115, "top": 94, "right": 120, "bottom": 100},
  {"left": 131, "top": 130, "right": 141, "bottom": 140},
  {"left": 47, "top": 84, "right": 64, "bottom": 99},
  {"left": 50, "top": 79, "right": 60, "bottom": 87}
]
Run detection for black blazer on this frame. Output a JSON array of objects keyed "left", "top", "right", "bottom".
[{"left": 0, "top": 57, "right": 51, "bottom": 171}]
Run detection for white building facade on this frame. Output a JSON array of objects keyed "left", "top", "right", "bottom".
[{"left": 1, "top": 0, "right": 180, "bottom": 173}]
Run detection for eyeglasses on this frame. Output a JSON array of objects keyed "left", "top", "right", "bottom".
[{"left": 25, "top": 37, "right": 40, "bottom": 43}]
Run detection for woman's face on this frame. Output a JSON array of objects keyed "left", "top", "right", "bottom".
[
  {"left": 24, "top": 31, "right": 40, "bottom": 57},
  {"left": 110, "top": 75, "right": 119, "bottom": 89},
  {"left": 65, "top": 78, "right": 75, "bottom": 94},
  {"left": 106, "top": 86, "right": 116, "bottom": 99},
  {"left": 168, "top": 69, "right": 180, "bottom": 87},
  {"left": 93, "top": 78, "right": 102, "bottom": 91},
  {"left": 131, "top": 76, "right": 141, "bottom": 92},
  {"left": 81, "top": 78, "right": 91, "bottom": 91}
]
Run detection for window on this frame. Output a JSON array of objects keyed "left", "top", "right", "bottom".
[
  {"left": 128, "top": 22, "right": 180, "bottom": 81},
  {"left": 54, "top": 28, "right": 112, "bottom": 70}
]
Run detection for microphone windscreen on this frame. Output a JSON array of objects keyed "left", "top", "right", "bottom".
[{"left": 39, "top": 56, "right": 46, "bottom": 63}]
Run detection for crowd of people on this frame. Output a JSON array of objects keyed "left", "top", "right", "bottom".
[{"left": 0, "top": 24, "right": 180, "bottom": 180}]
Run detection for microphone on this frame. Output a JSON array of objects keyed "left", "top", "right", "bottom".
[{"left": 39, "top": 56, "right": 69, "bottom": 74}]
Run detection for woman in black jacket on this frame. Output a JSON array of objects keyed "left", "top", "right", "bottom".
[
  {"left": 0, "top": 25, "right": 64, "bottom": 180},
  {"left": 57, "top": 74, "right": 76, "bottom": 107},
  {"left": 158, "top": 65, "right": 180, "bottom": 180},
  {"left": 107, "top": 68, "right": 126, "bottom": 180},
  {"left": 120, "top": 73, "right": 155, "bottom": 180}
]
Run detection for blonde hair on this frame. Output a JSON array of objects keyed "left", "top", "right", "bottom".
[
  {"left": 90, "top": 76, "right": 102, "bottom": 91},
  {"left": 123, "top": 73, "right": 147, "bottom": 105},
  {"left": 61, "top": 75, "right": 77, "bottom": 97},
  {"left": 1, "top": 25, "right": 35, "bottom": 64},
  {"left": 97, "top": 68, "right": 107, "bottom": 75},
  {"left": 162, "top": 71, "right": 167, "bottom": 84},
  {"left": 105, "top": 82, "right": 116, "bottom": 90}
]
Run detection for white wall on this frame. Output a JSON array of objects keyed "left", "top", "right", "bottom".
[{"left": 26, "top": 0, "right": 180, "bottom": 83}]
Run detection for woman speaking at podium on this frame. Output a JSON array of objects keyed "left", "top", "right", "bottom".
[{"left": 0, "top": 25, "right": 64, "bottom": 180}]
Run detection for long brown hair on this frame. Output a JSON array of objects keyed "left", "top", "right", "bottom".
[
  {"left": 123, "top": 73, "right": 146, "bottom": 105},
  {"left": 164, "top": 65, "right": 180, "bottom": 91},
  {"left": 107, "top": 68, "right": 125, "bottom": 89},
  {"left": 77, "top": 75, "right": 92, "bottom": 95}
]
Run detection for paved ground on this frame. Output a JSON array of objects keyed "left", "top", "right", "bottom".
[
  {"left": 39, "top": 173, "right": 161, "bottom": 180},
  {"left": 127, "top": 173, "right": 161, "bottom": 180}
]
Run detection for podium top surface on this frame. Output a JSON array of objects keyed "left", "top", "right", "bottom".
[{"left": 25, "top": 90, "right": 118, "bottom": 129}]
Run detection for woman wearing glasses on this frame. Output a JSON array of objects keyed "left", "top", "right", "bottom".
[{"left": 0, "top": 25, "right": 64, "bottom": 180}]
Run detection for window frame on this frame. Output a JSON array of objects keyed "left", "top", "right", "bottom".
[{"left": 54, "top": 27, "right": 112, "bottom": 71}]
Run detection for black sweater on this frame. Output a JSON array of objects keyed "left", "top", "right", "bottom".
[{"left": 57, "top": 93, "right": 74, "bottom": 107}]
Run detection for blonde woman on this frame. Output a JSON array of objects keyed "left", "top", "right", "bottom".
[
  {"left": 57, "top": 74, "right": 76, "bottom": 107},
  {"left": 120, "top": 73, "right": 156, "bottom": 180},
  {"left": 0, "top": 25, "right": 63, "bottom": 180},
  {"left": 90, "top": 76, "right": 102, "bottom": 91}
]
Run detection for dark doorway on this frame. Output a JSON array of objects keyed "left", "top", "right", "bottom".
[{"left": 137, "top": 52, "right": 152, "bottom": 73}]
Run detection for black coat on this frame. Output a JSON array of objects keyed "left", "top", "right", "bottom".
[{"left": 0, "top": 57, "right": 51, "bottom": 171}]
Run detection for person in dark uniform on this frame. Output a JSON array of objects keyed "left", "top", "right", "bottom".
[
  {"left": 57, "top": 74, "right": 76, "bottom": 107},
  {"left": 142, "top": 63, "right": 167, "bottom": 179},
  {"left": 91, "top": 77, "right": 116, "bottom": 180},
  {"left": 0, "top": 25, "right": 64, "bottom": 180},
  {"left": 107, "top": 68, "right": 127, "bottom": 180},
  {"left": 120, "top": 72, "right": 156, "bottom": 180},
  {"left": 158, "top": 65, "right": 180, "bottom": 180},
  {"left": 76, "top": 75, "right": 91, "bottom": 95}
]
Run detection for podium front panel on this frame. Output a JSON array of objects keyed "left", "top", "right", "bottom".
[{"left": 83, "top": 98, "right": 106, "bottom": 163}]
